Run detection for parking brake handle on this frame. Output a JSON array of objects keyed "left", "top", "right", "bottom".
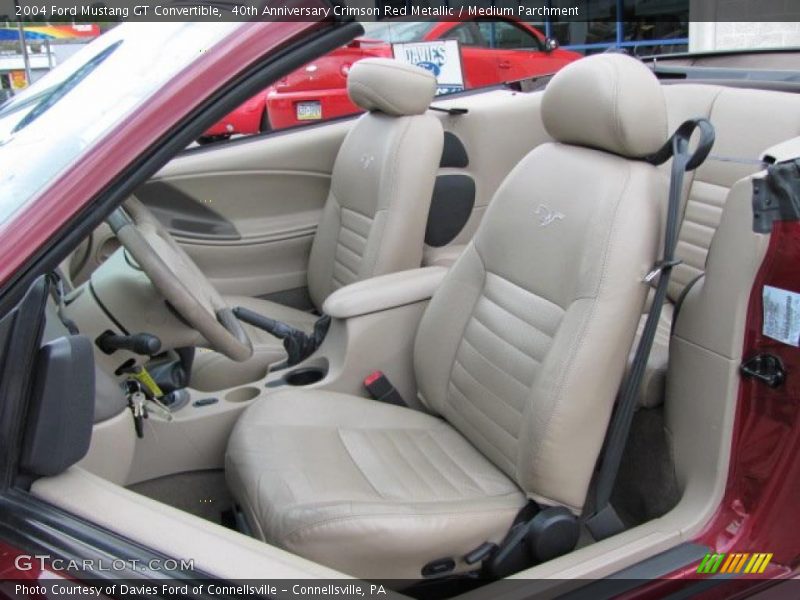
[{"left": 232, "top": 306, "right": 330, "bottom": 367}]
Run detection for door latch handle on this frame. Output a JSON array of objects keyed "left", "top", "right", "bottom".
[{"left": 740, "top": 353, "right": 786, "bottom": 388}]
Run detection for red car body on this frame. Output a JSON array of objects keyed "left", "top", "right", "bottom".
[
  {"left": 203, "top": 19, "right": 580, "bottom": 137},
  {"left": 0, "top": 19, "right": 798, "bottom": 597}
]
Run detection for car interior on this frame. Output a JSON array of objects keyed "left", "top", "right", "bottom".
[{"left": 12, "top": 29, "right": 800, "bottom": 596}]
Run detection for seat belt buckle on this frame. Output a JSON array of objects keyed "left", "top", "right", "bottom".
[
  {"left": 363, "top": 371, "right": 406, "bottom": 406},
  {"left": 644, "top": 258, "right": 683, "bottom": 284}
]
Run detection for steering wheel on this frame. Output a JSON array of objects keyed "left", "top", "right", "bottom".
[{"left": 107, "top": 197, "right": 253, "bottom": 362}]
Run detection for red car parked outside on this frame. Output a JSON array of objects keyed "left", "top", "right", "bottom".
[{"left": 202, "top": 18, "right": 580, "bottom": 140}]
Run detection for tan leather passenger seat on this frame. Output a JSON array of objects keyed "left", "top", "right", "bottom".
[
  {"left": 226, "top": 54, "right": 666, "bottom": 580},
  {"left": 418, "top": 83, "right": 800, "bottom": 409},
  {"left": 633, "top": 84, "right": 800, "bottom": 408},
  {"left": 192, "top": 58, "right": 444, "bottom": 391}
]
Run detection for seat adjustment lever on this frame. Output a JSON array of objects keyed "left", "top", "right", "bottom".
[{"left": 485, "top": 506, "right": 579, "bottom": 578}]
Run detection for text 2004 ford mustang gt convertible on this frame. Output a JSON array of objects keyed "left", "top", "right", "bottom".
[{"left": 0, "top": 13, "right": 799, "bottom": 600}]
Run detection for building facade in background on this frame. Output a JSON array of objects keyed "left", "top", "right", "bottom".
[
  {"left": 689, "top": 0, "right": 800, "bottom": 52},
  {"left": 526, "top": 0, "right": 689, "bottom": 55},
  {"left": 0, "top": 24, "right": 99, "bottom": 98},
  {"left": 379, "top": 0, "right": 799, "bottom": 55}
]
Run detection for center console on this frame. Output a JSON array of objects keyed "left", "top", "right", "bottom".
[{"left": 80, "top": 266, "right": 448, "bottom": 486}]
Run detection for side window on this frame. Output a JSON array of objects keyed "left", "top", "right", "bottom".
[
  {"left": 441, "top": 23, "right": 484, "bottom": 47},
  {"left": 478, "top": 21, "right": 543, "bottom": 51},
  {"left": 476, "top": 22, "right": 494, "bottom": 47},
  {"left": 196, "top": 54, "right": 364, "bottom": 145}
]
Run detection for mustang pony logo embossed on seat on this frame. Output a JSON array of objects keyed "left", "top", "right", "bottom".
[
  {"left": 535, "top": 204, "right": 565, "bottom": 227},
  {"left": 359, "top": 154, "right": 375, "bottom": 170}
]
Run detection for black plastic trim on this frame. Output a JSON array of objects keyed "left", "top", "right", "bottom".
[
  {"left": 660, "top": 78, "right": 800, "bottom": 93},
  {"left": 643, "top": 47, "right": 800, "bottom": 62},
  {"left": 424, "top": 175, "right": 476, "bottom": 247},
  {"left": 0, "top": 489, "right": 227, "bottom": 597},
  {"left": 429, "top": 105, "right": 468, "bottom": 116},
  {"left": 752, "top": 158, "right": 800, "bottom": 233},
  {"left": 559, "top": 543, "right": 709, "bottom": 600},
  {"left": 0, "top": 277, "right": 48, "bottom": 490},
  {"left": 136, "top": 181, "right": 241, "bottom": 240},
  {"left": 653, "top": 65, "right": 800, "bottom": 84},
  {"left": 20, "top": 335, "right": 95, "bottom": 478},
  {"left": 440, "top": 132, "right": 469, "bottom": 169}
]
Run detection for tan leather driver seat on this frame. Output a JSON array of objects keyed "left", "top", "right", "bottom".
[
  {"left": 225, "top": 54, "right": 666, "bottom": 579},
  {"left": 192, "top": 58, "right": 444, "bottom": 391}
]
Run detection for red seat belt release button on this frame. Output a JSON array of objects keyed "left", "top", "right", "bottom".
[{"left": 363, "top": 371, "right": 406, "bottom": 406}]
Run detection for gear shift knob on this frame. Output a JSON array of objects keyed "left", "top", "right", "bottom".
[{"left": 233, "top": 307, "right": 331, "bottom": 366}]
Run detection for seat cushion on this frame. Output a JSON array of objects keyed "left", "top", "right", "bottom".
[
  {"left": 225, "top": 391, "right": 526, "bottom": 579},
  {"left": 190, "top": 295, "right": 318, "bottom": 392}
]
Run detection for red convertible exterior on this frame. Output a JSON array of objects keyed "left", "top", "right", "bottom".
[{"left": 203, "top": 19, "right": 579, "bottom": 138}]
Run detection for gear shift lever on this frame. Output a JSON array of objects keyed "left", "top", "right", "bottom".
[{"left": 232, "top": 306, "right": 330, "bottom": 367}]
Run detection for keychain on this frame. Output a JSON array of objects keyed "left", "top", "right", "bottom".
[{"left": 124, "top": 379, "right": 148, "bottom": 438}]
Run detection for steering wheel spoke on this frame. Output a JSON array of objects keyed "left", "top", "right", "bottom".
[{"left": 107, "top": 198, "right": 253, "bottom": 362}]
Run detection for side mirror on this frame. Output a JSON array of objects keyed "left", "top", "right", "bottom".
[{"left": 544, "top": 37, "right": 559, "bottom": 52}]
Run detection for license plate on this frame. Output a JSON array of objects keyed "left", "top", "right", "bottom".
[{"left": 296, "top": 101, "right": 322, "bottom": 121}]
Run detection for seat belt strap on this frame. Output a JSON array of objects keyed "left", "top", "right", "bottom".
[
  {"left": 586, "top": 118, "right": 715, "bottom": 541},
  {"left": 47, "top": 270, "right": 79, "bottom": 335}
]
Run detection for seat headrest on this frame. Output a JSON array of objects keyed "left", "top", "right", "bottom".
[
  {"left": 542, "top": 54, "right": 668, "bottom": 158},
  {"left": 348, "top": 58, "right": 436, "bottom": 117}
]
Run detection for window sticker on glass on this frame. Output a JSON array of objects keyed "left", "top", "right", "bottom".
[
  {"left": 762, "top": 285, "right": 800, "bottom": 347},
  {"left": 392, "top": 40, "right": 465, "bottom": 96}
]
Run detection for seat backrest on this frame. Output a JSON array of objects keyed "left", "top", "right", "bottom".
[
  {"left": 662, "top": 84, "right": 800, "bottom": 302},
  {"left": 414, "top": 54, "right": 668, "bottom": 513},
  {"left": 306, "top": 58, "right": 444, "bottom": 308}
]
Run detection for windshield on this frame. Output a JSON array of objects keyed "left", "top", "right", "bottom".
[
  {"left": 0, "top": 23, "right": 239, "bottom": 227},
  {"left": 359, "top": 21, "right": 437, "bottom": 43}
]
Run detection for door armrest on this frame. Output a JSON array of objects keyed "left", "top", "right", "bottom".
[{"left": 322, "top": 267, "right": 447, "bottom": 319}]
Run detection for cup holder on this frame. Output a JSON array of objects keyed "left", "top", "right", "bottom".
[
  {"left": 284, "top": 367, "right": 325, "bottom": 387},
  {"left": 225, "top": 386, "right": 260, "bottom": 403}
]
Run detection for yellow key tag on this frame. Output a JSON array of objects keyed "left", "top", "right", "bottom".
[{"left": 132, "top": 368, "right": 164, "bottom": 399}]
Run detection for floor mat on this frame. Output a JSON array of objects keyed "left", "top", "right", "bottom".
[
  {"left": 128, "top": 470, "right": 233, "bottom": 524},
  {"left": 610, "top": 407, "right": 681, "bottom": 527}
]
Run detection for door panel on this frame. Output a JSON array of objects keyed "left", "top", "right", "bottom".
[
  {"left": 502, "top": 48, "right": 571, "bottom": 81},
  {"left": 460, "top": 47, "right": 502, "bottom": 88},
  {"left": 476, "top": 20, "right": 557, "bottom": 83},
  {"left": 137, "top": 120, "right": 352, "bottom": 298}
]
